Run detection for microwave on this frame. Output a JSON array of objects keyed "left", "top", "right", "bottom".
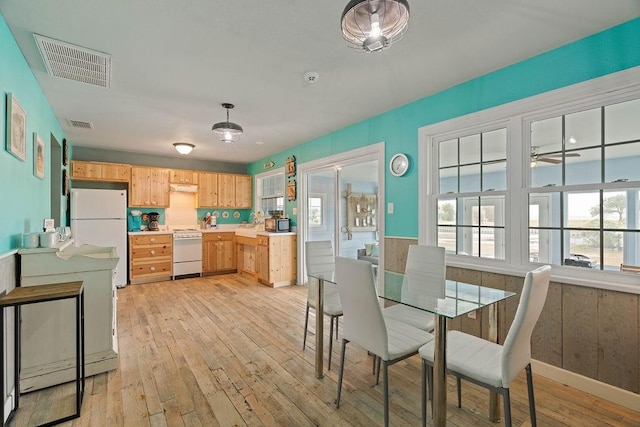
[{"left": 265, "top": 217, "right": 291, "bottom": 233}]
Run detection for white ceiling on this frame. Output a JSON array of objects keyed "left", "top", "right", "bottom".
[{"left": 2, "top": 1, "right": 638, "bottom": 164}]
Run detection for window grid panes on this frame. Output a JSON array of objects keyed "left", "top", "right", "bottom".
[
  {"left": 528, "top": 97, "right": 640, "bottom": 271},
  {"left": 258, "top": 173, "right": 284, "bottom": 215},
  {"left": 436, "top": 128, "right": 507, "bottom": 260}
]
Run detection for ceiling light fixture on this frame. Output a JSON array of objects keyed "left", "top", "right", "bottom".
[
  {"left": 212, "top": 103, "right": 243, "bottom": 143},
  {"left": 341, "top": 0, "right": 410, "bottom": 52},
  {"left": 173, "top": 142, "right": 194, "bottom": 155}
]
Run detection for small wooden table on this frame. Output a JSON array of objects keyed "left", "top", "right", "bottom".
[{"left": 0, "top": 281, "right": 85, "bottom": 426}]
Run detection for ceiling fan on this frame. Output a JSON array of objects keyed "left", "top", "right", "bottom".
[{"left": 530, "top": 146, "right": 581, "bottom": 165}]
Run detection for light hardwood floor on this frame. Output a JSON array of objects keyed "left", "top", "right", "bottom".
[{"left": 9, "top": 274, "right": 640, "bottom": 426}]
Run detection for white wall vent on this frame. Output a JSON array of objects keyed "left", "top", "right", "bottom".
[
  {"left": 67, "top": 119, "right": 94, "bottom": 130},
  {"left": 34, "top": 34, "right": 111, "bottom": 88}
]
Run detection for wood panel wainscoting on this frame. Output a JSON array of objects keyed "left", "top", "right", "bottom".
[{"left": 7, "top": 273, "right": 640, "bottom": 426}]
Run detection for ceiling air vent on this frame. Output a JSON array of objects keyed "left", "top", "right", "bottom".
[
  {"left": 67, "top": 119, "right": 94, "bottom": 130},
  {"left": 34, "top": 34, "right": 111, "bottom": 88}
]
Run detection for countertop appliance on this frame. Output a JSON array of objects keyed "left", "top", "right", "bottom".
[
  {"left": 173, "top": 229, "right": 203, "bottom": 279},
  {"left": 265, "top": 217, "right": 291, "bottom": 233},
  {"left": 70, "top": 188, "right": 128, "bottom": 288},
  {"left": 148, "top": 212, "right": 160, "bottom": 231}
]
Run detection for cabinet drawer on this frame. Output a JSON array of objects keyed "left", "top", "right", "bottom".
[
  {"left": 130, "top": 260, "right": 172, "bottom": 277},
  {"left": 203, "top": 232, "right": 235, "bottom": 242},
  {"left": 130, "top": 245, "right": 172, "bottom": 259},
  {"left": 257, "top": 235, "right": 269, "bottom": 246},
  {"left": 130, "top": 234, "right": 172, "bottom": 246}
]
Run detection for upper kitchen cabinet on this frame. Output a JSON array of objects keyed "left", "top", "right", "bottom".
[
  {"left": 235, "top": 175, "right": 252, "bottom": 208},
  {"left": 170, "top": 169, "right": 198, "bottom": 185},
  {"left": 130, "top": 166, "right": 170, "bottom": 207},
  {"left": 198, "top": 172, "right": 219, "bottom": 207},
  {"left": 217, "top": 174, "right": 236, "bottom": 208},
  {"left": 71, "top": 160, "right": 130, "bottom": 183}
]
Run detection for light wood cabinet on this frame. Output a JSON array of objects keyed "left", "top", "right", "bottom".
[
  {"left": 256, "top": 234, "right": 297, "bottom": 287},
  {"left": 198, "top": 172, "right": 219, "bottom": 207},
  {"left": 130, "top": 166, "right": 170, "bottom": 207},
  {"left": 235, "top": 175, "right": 252, "bottom": 208},
  {"left": 129, "top": 234, "right": 173, "bottom": 284},
  {"left": 71, "top": 160, "right": 130, "bottom": 182},
  {"left": 170, "top": 169, "right": 198, "bottom": 184},
  {"left": 218, "top": 174, "right": 236, "bottom": 208},
  {"left": 236, "top": 235, "right": 257, "bottom": 275},
  {"left": 202, "top": 232, "right": 236, "bottom": 274}
]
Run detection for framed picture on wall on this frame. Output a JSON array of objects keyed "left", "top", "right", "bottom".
[
  {"left": 6, "top": 93, "right": 27, "bottom": 161},
  {"left": 34, "top": 133, "right": 45, "bottom": 179},
  {"left": 62, "top": 138, "right": 69, "bottom": 166}
]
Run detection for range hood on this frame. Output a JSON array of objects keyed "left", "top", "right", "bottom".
[{"left": 170, "top": 184, "right": 198, "bottom": 193}]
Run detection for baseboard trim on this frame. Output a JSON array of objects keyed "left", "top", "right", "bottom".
[{"left": 532, "top": 360, "right": 640, "bottom": 412}]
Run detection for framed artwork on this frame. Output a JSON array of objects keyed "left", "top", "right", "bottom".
[
  {"left": 62, "top": 138, "right": 69, "bottom": 166},
  {"left": 62, "top": 169, "right": 69, "bottom": 196},
  {"left": 6, "top": 93, "right": 27, "bottom": 161},
  {"left": 286, "top": 155, "right": 296, "bottom": 177},
  {"left": 287, "top": 179, "right": 296, "bottom": 201},
  {"left": 33, "top": 133, "right": 45, "bottom": 179}
]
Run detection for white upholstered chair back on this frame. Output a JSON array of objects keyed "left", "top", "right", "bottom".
[
  {"left": 501, "top": 264, "right": 551, "bottom": 386},
  {"left": 335, "top": 257, "right": 389, "bottom": 359},
  {"left": 305, "top": 240, "right": 336, "bottom": 304},
  {"left": 402, "top": 245, "right": 446, "bottom": 299}
]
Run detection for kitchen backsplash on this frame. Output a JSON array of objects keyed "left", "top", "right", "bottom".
[{"left": 126, "top": 208, "right": 251, "bottom": 227}]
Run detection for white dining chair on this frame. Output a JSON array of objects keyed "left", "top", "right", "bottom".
[
  {"left": 303, "top": 240, "right": 342, "bottom": 370},
  {"left": 382, "top": 245, "right": 445, "bottom": 332},
  {"left": 418, "top": 264, "right": 552, "bottom": 427},
  {"left": 334, "top": 257, "right": 433, "bottom": 427}
]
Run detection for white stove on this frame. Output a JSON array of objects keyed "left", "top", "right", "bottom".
[{"left": 172, "top": 229, "right": 203, "bottom": 278}]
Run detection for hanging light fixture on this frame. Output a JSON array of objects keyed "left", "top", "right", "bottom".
[
  {"left": 173, "top": 142, "right": 194, "bottom": 155},
  {"left": 212, "top": 103, "right": 243, "bottom": 143},
  {"left": 341, "top": 0, "right": 410, "bottom": 52}
]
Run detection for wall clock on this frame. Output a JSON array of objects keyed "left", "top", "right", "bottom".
[{"left": 389, "top": 153, "right": 410, "bottom": 177}]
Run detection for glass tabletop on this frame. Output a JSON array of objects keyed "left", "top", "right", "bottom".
[{"left": 308, "top": 269, "right": 516, "bottom": 319}]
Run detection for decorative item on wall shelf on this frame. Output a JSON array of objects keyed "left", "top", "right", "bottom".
[
  {"left": 33, "top": 133, "right": 45, "bottom": 179},
  {"left": 287, "top": 180, "right": 296, "bottom": 201},
  {"left": 62, "top": 138, "right": 69, "bottom": 166},
  {"left": 263, "top": 159, "right": 275, "bottom": 170},
  {"left": 62, "top": 169, "right": 69, "bottom": 196},
  {"left": 221, "top": 211, "right": 229, "bottom": 219},
  {"left": 233, "top": 211, "right": 240, "bottom": 219},
  {"left": 6, "top": 93, "right": 27, "bottom": 161},
  {"left": 286, "top": 155, "right": 296, "bottom": 177},
  {"left": 341, "top": 183, "right": 377, "bottom": 240}
]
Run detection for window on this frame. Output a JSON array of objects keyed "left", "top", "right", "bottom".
[
  {"left": 436, "top": 128, "right": 507, "bottom": 259},
  {"left": 527, "top": 98, "right": 640, "bottom": 271},
  {"left": 256, "top": 172, "right": 284, "bottom": 216},
  {"left": 308, "top": 195, "right": 324, "bottom": 227}
]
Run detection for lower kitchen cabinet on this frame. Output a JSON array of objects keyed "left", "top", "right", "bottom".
[
  {"left": 203, "top": 232, "right": 236, "bottom": 274},
  {"left": 129, "top": 233, "right": 173, "bottom": 284},
  {"left": 256, "top": 233, "right": 297, "bottom": 287}
]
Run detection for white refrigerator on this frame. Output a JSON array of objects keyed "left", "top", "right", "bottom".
[{"left": 70, "top": 188, "right": 128, "bottom": 288}]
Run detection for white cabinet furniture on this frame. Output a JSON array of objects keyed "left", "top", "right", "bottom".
[{"left": 18, "top": 244, "right": 119, "bottom": 391}]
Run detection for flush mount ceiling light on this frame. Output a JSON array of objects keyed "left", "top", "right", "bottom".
[
  {"left": 212, "top": 103, "right": 243, "bottom": 143},
  {"left": 341, "top": 0, "right": 410, "bottom": 52},
  {"left": 173, "top": 142, "right": 194, "bottom": 155}
]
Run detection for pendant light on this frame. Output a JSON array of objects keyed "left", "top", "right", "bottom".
[
  {"left": 212, "top": 103, "right": 243, "bottom": 143},
  {"left": 341, "top": 0, "right": 410, "bottom": 52},
  {"left": 173, "top": 142, "right": 194, "bottom": 155}
]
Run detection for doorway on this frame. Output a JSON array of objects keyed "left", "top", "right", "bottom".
[{"left": 49, "top": 134, "right": 62, "bottom": 226}]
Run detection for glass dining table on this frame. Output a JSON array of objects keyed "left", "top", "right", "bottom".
[{"left": 308, "top": 268, "right": 516, "bottom": 427}]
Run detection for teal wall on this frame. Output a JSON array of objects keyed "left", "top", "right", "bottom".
[
  {"left": 0, "top": 14, "right": 67, "bottom": 253},
  {"left": 248, "top": 18, "right": 640, "bottom": 238}
]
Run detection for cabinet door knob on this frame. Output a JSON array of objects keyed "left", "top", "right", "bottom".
[
  {"left": 150, "top": 238, "right": 155, "bottom": 242},
  {"left": 150, "top": 267, "right": 156, "bottom": 271},
  {"left": 150, "top": 250, "right": 155, "bottom": 255}
]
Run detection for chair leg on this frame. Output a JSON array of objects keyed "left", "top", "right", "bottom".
[
  {"left": 375, "top": 356, "right": 381, "bottom": 385},
  {"left": 328, "top": 316, "right": 334, "bottom": 371},
  {"left": 336, "top": 339, "right": 348, "bottom": 408},
  {"left": 335, "top": 316, "right": 339, "bottom": 339},
  {"left": 457, "top": 375, "right": 462, "bottom": 408},
  {"left": 372, "top": 354, "right": 376, "bottom": 375},
  {"left": 302, "top": 305, "right": 310, "bottom": 350},
  {"left": 428, "top": 365, "right": 433, "bottom": 417},
  {"left": 525, "top": 364, "right": 537, "bottom": 427},
  {"left": 421, "top": 359, "right": 427, "bottom": 427},
  {"left": 503, "top": 388, "right": 512, "bottom": 427},
  {"left": 382, "top": 360, "right": 389, "bottom": 427}
]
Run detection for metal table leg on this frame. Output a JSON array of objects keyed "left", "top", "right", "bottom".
[
  {"left": 488, "top": 304, "right": 501, "bottom": 422},
  {"left": 315, "top": 277, "right": 324, "bottom": 379},
  {"left": 433, "top": 314, "right": 447, "bottom": 426}
]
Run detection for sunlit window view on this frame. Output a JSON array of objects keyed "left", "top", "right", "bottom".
[
  {"left": 308, "top": 196, "right": 323, "bottom": 226},
  {"left": 258, "top": 173, "right": 284, "bottom": 215},
  {"left": 528, "top": 98, "right": 640, "bottom": 271},
  {"left": 437, "top": 128, "right": 506, "bottom": 259}
]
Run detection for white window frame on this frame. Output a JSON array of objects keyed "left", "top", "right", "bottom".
[
  {"left": 308, "top": 193, "right": 326, "bottom": 228},
  {"left": 419, "top": 66, "right": 640, "bottom": 294},
  {"left": 254, "top": 167, "right": 285, "bottom": 217}
]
